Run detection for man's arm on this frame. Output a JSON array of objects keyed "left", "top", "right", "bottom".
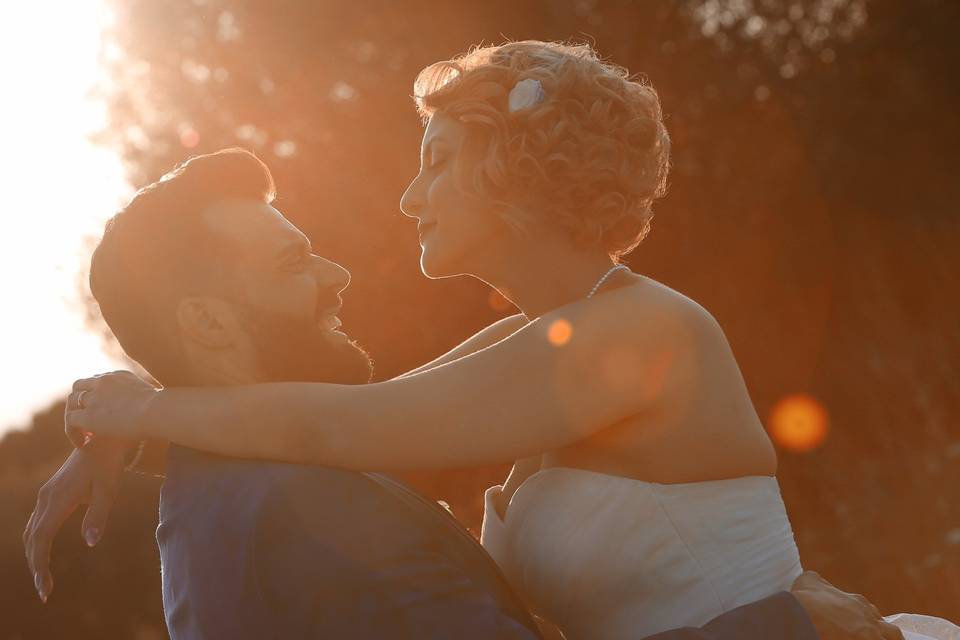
[
  {"left": 644, "top": 572, "right": 905, "bottom": 640},
  {"left": 790, "top": 572, "right": 905, "bottom": 640},
  {"left": 643, "top": 592, "right": 817, "bottom": 640}
]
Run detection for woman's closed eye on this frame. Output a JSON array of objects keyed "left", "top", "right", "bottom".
[{"left": 283, "top": 254, "right": 312, "bottom": 272}]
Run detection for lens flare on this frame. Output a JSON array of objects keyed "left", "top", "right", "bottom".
[
  {"left": 547, "top": 319, "right": 573, "bottom": 346},
  {"left": 769, "top": 393, "right": 830, "bottom": 453},
  {"left": 179, "top": 126, "right": 200, "bottom": 148}
]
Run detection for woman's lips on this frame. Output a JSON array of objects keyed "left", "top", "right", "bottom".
[
  {"left": 318, "top": 316, "right": 342, "bottom": 331},
  {"left": 417, "top": 222, "right": 437, "bottom": 241}
]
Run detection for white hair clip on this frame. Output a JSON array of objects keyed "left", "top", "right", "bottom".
[{"left": 508, "top": 78, "right": 545, "bottom": 113}]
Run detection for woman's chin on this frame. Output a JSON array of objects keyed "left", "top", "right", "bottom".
[
  {"left": 419, "top": 243, "right": 481, "bottom": 279},
  {"left": 419, "top": 250, "right": 456, "bottom": 279}
]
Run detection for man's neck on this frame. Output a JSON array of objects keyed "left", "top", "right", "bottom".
[{"left": 188, "top": 360, "right": 261, "bottom": 387}]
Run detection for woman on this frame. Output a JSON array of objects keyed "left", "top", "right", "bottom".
[{"left": 67, "top": 41, "right": 954, "bottom": 639}]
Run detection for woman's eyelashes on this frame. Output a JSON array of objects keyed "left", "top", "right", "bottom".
[
  {"left": 283, "top": 254, "right": 312, "bottom": 272},
  {"left": 425, "top": 145, "right": 449, "bottom": 170}
]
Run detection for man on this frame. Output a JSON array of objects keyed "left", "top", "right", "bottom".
[{"left": 24, "top": 149, "right": 901, "bottom": 639}]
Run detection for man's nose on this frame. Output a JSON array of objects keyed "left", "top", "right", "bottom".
[
  {"left": 315, "top": 256, "right": 351, "bottom": 293},
  {"left": 400, "top": 176, "right": 425, "bottom": 219}
]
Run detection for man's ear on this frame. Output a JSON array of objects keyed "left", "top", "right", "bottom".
[{"left": 175, "top": 297, "right": 235, "bottom": 348}]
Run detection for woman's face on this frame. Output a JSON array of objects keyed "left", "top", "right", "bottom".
[{"left": 400, "top": 114, "right": 511, "bottom": 278}]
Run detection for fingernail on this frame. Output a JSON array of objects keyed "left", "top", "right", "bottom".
[
  {"left": 34, "top": 575, "right": 47, "bottom": 603},
  {"left": 84, "top": 528, "right": 100, "bottom": 547}
]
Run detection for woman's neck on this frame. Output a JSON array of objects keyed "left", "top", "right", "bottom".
[{"left": 482, "top": 242, "right": 622, "bottom": 320}]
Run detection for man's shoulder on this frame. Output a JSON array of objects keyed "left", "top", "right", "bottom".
[
  {"left": 254, "top": 467, "right": 427, "bottom": 535},
  {"left": 162, "top": 447, "right": 384, "bottom": 527},
  {"left": 163, "top": 447, "right": 440, "bottom": 548},
  {"left": 166, "top": 445, "right": 367, "bottom": 486}
]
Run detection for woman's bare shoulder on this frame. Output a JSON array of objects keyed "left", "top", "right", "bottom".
[{"left": 587, "top": 275, "right": 724, "bottom": 343}]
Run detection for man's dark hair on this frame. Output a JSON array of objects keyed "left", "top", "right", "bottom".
[{"left": 90, "top": 148, "right": 276, "bottom": 385}]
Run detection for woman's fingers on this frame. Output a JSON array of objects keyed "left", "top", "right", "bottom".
[
  {"left": 28, "top": 527, "right": 54, "bottom": 602},
  {"left": 24, "top": 488, "right": 69, "bottom": 603},
  {"left": 80, "top": 478, "right": 119, "bottom": 548},
  {"left": 71, "top": 376, "right": 100, "bottom": 393},
  {"left": 65, "top": 387, "right": 98, "bottom": 447},
  {"left": 22, "top": 510, "right": 37, "bottom": 574},
  {"left": 65, "top": 381, "right": 98, "bottom": 447},
  {"left": 64, "top": 370, "right": 156, "bottom": 444},
  {"left": 64, "top": 407, "right": 90, "bottom": 448},
  {"left": 66, "top": 389, "right": 94, "bottom": 412}
]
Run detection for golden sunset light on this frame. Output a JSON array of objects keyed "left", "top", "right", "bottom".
[
  {"left": 3, "top": 1, "right": 958, "bottom": 637},
  {"left": 0, "top": 2, "right": 127, "bottom": 434}
]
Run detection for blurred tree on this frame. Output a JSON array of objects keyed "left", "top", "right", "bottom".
[
  {"left": 3, "top": 0, "right": 958, "bottom": 637},
  {"left": 0, "top": 402, "right": 165, "bottom": 639}
]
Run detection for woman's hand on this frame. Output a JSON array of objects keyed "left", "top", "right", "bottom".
[
  {"left": 23, "top": 437, "right": 131, "bottom": 602},
  {"left": 65, "top": 371, "right": 159, "bottom": 447}
]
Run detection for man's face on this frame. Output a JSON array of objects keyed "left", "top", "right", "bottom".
[{"left": 200, "top": 199, "right": 373, "bottom": 385}]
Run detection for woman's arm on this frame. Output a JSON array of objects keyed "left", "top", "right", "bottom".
[
  {"left": 394, "top": 313, "right": 527, "bottom": 379},
  {"left": 71, "top": 288, "right": 704, "bottom": 470}
]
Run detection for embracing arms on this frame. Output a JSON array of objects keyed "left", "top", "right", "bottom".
[
  {"left": 68, "top": 289, "right": 695, "bottom": 470},
  {"left": 23, "top": 314, "right": 525, "bottom": 603}
]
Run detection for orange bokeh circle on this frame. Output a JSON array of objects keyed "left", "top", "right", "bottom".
[
  {"left": 547, "top": 319, "right": 573, "bottom": 346},
  {"left": 769, "top": 393, "right": 830, "bottom": 453}
]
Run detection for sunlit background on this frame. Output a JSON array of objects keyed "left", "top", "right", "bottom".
[
  {"left": 0, "top": 1, "right": 125, "bottom": 435},
  {"left": 0, "top": 0, "right": 957, "bottom": 637}
]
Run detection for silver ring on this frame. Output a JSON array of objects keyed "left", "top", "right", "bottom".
[{"left": 76, "top": 389, "right": 89, "bottom": 410}]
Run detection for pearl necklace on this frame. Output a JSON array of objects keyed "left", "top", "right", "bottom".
[{"left": 586, "top": 264, "right": 631, "bottom": 299}]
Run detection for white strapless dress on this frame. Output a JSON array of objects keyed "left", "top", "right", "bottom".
[{"left": 481, "top": 468, "right": 958, "bottom": 640}]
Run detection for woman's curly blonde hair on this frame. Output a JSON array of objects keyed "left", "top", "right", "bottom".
[{"left": 414, "top": 40, "right": 671, "bottom": 260}]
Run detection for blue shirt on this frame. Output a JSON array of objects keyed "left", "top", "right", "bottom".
[{"left": 157, "top": 446, "right": 540, "bottom": 639}]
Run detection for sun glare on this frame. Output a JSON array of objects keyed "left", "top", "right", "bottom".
[{"left": 0, "top": 2, "right": 128, "bottom": 433}]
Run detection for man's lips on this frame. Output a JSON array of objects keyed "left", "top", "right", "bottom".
[{"left": 316, "top": 303, "right": 343, "bottom": 331}]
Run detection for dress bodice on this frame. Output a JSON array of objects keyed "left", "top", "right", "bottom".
[{"left": 481, "top": 468, "right": 803, "bottom": 640}]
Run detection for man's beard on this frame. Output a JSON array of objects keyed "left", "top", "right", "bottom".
[{"left": 235, "top": 304, "right": 374, "bottom": 385}]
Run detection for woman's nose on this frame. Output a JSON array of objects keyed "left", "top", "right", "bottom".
[{"left": 400, "top": 176, "right": 425, "bottom": 219}]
